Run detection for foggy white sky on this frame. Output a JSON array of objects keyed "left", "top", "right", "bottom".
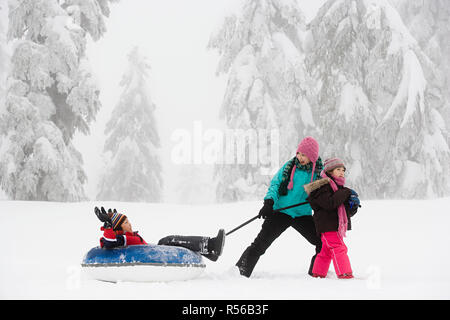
[{"left": 73, "top": 0, "right": 325, "bottom": 202}]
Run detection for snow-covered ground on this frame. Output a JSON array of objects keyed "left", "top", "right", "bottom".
[{"left": 1, "top": 198, "right": 449, "bottom": 299}]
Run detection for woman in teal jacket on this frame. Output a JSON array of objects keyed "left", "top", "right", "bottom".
[{"left": 236, "top": 137, "right": 323, "bottom": 278}]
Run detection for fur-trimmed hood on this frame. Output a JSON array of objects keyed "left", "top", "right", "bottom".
[{"left": 303, "top": 178, "right": 330, "bottom": 196}]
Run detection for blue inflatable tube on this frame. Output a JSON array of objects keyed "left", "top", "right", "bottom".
[{"left": 81, "top": 244, "right": 205, "bottom": 282}]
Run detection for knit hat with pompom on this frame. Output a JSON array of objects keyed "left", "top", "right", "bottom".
[{"left": 288, "top": 136, "right": 319, "bottom": 189}]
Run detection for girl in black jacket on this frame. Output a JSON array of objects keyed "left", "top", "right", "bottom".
[{"left": 304, "top": 158, "right": 359, "bottom": 279}]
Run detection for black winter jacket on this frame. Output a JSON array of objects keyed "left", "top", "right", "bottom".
[{"left": 304, "top": 177, "right": 353, "bottom": 235}]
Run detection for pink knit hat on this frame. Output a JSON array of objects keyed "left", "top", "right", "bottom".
[{"left": 288, "top": 136, "right": 319, "bottom": 189}]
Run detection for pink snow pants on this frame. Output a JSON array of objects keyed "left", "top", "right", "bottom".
[{"left": 312, "top": 231, "right": 352, "bottom": 277}]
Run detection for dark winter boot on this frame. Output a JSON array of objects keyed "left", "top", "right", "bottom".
[
  {"left": 203, "top": 229, "right": 226, "bottom": 262},
  {"left": 308, "top": 253, "right": 318, "bottom": 277},
  {"left": 235, "top": 247, "right": 260, "bottom": 278}
]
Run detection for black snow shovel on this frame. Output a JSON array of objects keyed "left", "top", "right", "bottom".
[{"left": 225, "top": 201, "right": 310, "bottom": 236}]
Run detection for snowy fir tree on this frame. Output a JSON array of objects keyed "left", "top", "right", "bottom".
[
  {"left": 394, "top": 0, "right": 450, "bottom": 147},
  {"left": 0, "top": 0, "right": 8, "bottom": 102},
  {"left": 0, "top": 1, "right": 8, "bottom": 125},
  {"left": 306, "top": 0, "right": 450, "bottom": 199},
  {"left": 0, "top": 0, "right": 116, "bottom": 201},
  {"left": 209, "top": 0, "right": 315, "bottom": 202},
  {"left": 0, "top": 1, "right": 9, "bottom": 198},
  {"left": 0, "top": 0, "right": 10, "bottom": 110},
  {"left": 306, "top": 0, "right": 379, "bottom": 198},
  {"left": 97, "top": 47, "right": 163, "bottom": 202}
]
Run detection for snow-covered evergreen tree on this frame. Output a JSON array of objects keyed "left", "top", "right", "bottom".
[
  {"left": 0, "top": 0, "right": 10, "bottom": 199},
  {"left": 209, "top": 0, "right": 314, "bottom": 202},
  {"left": 393, "top": 0, "right": 450, "bottom": 151},
  {"left": 97, "top": 47, "right": 163, "bottom": 202},
  {"left": 306, "top": 0, "right": 378, "bottom": 198},
  {"left": 307, "top": 0, "right": 450, "bottom": 198},
  {"left": 0, "top": 0, "right": 115, "bottom": 201},
  {"left": 0, "top": 0, "right": 8, "bottom": 102}
]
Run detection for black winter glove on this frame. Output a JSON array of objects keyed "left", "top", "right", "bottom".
[
  {"left": 101, "top": 234, "right": 125, "bottom": 249},
  {"left": 107, "top": 208, "right": 118, "bottom": 215},
  {"left": 94, "top": 206, "right": 112, "bottom": 228},
  {"left": 258, "top": 199, "right": 274, "bottom": 219}
]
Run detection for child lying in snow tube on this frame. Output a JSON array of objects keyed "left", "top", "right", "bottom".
[
  {"left": 95, "top": 207, "right": 225, "bottom": 261},
  {"left": 81, "top": 207, "right": 225, "bottom": 282}
]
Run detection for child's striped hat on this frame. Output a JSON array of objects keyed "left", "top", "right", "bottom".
[
  {"left": 323, "top": 157, "right": 346, "bottom": 173},
  {"left": 110, "top": 211, "right": 127, "bottom": 231}
]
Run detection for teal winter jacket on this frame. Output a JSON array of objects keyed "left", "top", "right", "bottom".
[{"left": 264, "top": 160, "right": 319, "bottom": 218}]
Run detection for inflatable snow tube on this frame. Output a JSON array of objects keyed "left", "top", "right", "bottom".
[{"left": 81, "top": 244, "right": 206, "bottom": 283}]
